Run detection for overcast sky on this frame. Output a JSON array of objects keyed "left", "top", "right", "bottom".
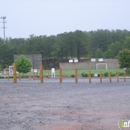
[{"left": 0, "top": 0, "right": 130, "bottom": 38}]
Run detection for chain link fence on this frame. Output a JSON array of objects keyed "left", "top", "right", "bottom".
[{"left": 14, "top": 54, "right": 42, "bottom": 69}]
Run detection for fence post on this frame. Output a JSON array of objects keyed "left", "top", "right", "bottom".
[
  {"left": 100, "top": 71, "right": 102, "bottom": 83},
  {"left": 13, "top": 63, "right": 17, "bottom": 83},
  {"left": 124, "top": 72, "right": 126, "bottom": 82},
  {"left": 88, "top": 71, "right": 91, "bottom": 83},
  {"left": 59, "top": 68, "right": 62, "bottom": 83},
  {"left": 116, "top": 72, "right": 119, "bottom": 82},
  {"left": 109, "top": 72, "right": 112, "bottom": 83},
  {"left": 40, "top": 65, "right": 43, "bottom": 83},
  {"left": 75, "top": 68, "right": 78, "bottom": 83},
  {"left": 7, "top": 72, "right": 9, "bottom": 81}
]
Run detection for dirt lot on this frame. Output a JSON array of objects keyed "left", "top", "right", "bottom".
[{"left": 0, "top": 80, "right": 130, "bottom": 130}]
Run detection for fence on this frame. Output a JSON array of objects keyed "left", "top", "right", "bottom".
[
  {"left": 60, "top": 61, "right": 119, "bottom": 70},
  {"left": 4, "top": 63, "right": 126, "bottom": 83},
  {"left": 14, "top": 54, "right": 42, "bottom": 69}
]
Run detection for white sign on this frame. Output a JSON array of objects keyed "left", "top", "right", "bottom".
[
  {"left": 91, "top": 58, "right": 96, "bottom": 62},
  {"left": 74, "top": 59, "right": 78, "bottom": 62},
  {"left": 34, "top": 69, "right": 37, "bottom": 73},
  {"left": 9, "top": 66, "right": 13, "bottom": 74},
  {"left": 69, "top": 59, "right": 73, "bottom": 63},
  {"left": 98, "top": 58, "right": 103, "bottom": 62}
]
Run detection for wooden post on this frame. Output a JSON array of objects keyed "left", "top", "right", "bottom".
[
  {"left": 59, "top": 68, "right": 62, "bottom": 83},
  {"left": 124, "top": 72, "right": 126, "bottom": 82},
  {"left": 13, "top": 63, "right": 17, "bottom": 83},
  {"left": 100, "top": 71, "right": 102, "bottom": 83},
  {"left": 88, "top": 71, "right": 91, "bottom": 83},
  {"left": 116, "top": 72, "right": 119, "bottom": 82},
  {"left": 109, "top": 72, "right": 112, "bottom": 83},
  {"left": 75, "top": 68, "right": 78, "bottom": 83},
  {"left": 40, "top": 65, "right": 43, "bottom": 83},
  {"left": 7, "top": 72, "right": 9, "bottom": 81}
]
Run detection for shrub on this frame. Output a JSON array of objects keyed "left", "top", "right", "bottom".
[
  {"left": 81, "top": 72, "right": 88, "bottom": 77},
  {"left": 81, "top": 72, "right": 94, "bottom": 77},
  {"left": 0, "top": 76, "right": 4, "bottom": 78},
  {"left": 9, "top": 76, "right": 13, "bottom": 78},
  {"left": 103, "top": 72, "right": 108, "bottom": 77},
  {"left": 97, "top": 73, "right": 100, "bottom": 77},
  {"left": 71, "top": 74, "right": 75, "bottom": 77},
  {"left": 119, "top": 72, "right": 124, "bottom": 76},
  {"left": 21, "top": 74, "right": 29, "bottom": 78},
  {"left": 91, "top": 73, "right": 94, "bottom": 77},
  {"left": 111, "top": 73, "right": 116, "bottom": 77},
  {"left": 81, "top": 72, "right": 85, "bottom": 77}
]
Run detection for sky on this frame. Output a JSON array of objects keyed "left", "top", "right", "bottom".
[{"left": 0, "top": 0, "right": 130, "bottom": 38}]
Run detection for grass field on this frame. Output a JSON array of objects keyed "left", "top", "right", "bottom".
[
  {"left": 0, "top": 68, "right": 125, "bottom": 78},
  {"left": 43, "top": 68, "right": 125, "bottom": 76}
]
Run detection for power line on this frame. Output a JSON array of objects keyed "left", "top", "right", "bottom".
[{"left": 0, "top": 16, "right": 7, "bottom": 44}]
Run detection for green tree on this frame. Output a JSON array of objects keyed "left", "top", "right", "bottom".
[
  {"left": 0, "top": 64, "right": 2, "bottom": 72},
  {"left": 95, "top": 48, "right": 103, "bottom": 58},
  {"left": 118, "top": 49, "right": 130, "bottom": 73},
  {"left": 15, "top": 55, "right": 32, "bottom": 73},
  {"left": 104, "top": 42, "right": 122, "bottom": 58},
  {"left": 122, "top": 36, "right": 130, "bottom": 49}
]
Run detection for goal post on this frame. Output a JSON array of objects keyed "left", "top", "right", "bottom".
[{"left": 96, "top": 63, "right": 108, "bottom": 69}]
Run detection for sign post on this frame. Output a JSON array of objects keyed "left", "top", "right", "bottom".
[
  {"left": 40, "top": 65, "right": 43, "bottom": 83},
  {"left": 59, "top": 68, "right": 62, "bottom": 83},
  {"left": 100, "top": 71, "right": 102, "bottom": 83},
  {"left": 75, "top": 68, "right": 78, "bottom": 83},
  {"left": 88, "top": 71, "right": 91, "bottom": 83}
]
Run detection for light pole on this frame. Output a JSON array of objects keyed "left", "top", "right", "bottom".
[{"left": 0, "top": 16, "right": 6, "bottom": 44}]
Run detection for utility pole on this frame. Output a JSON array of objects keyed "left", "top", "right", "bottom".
[{"left": 0, "top": 16, "right": 6, "bottom": 44}]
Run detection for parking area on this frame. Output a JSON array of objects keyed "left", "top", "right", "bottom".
[
  {"left": 0, "top": 79, "right": 130, "bottom": 130},
  {"left": 0, "top": 76, "right": 129, "bottom": 83}
]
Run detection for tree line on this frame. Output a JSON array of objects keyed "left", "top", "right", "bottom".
[{"left": 0, "top": 29, "right": 130, "bottom": 69}]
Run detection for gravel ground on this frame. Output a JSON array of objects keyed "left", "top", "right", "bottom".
[{"left": 0, "top": 79, "right": 130, "bottom": 130}]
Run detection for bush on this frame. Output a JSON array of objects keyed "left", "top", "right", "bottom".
[
  {"left": 21, "top": 75, "right": 29, "bottom": 78},
  {"left": 103, "top": 72, "right": 108, "bottom": 77},
  {"left": 0, "top": 76, "right": 4, "bottom": 78},
  {"left": 119, "top": 72, "right": 124, "bottom": 76},
  {"left": 71, "top": 74, "right": 75, "bottom": 77},
  {"left": 9, "top": 76, "right": 13, "bottom": 78},
  {"left": 91, "top": 73, "right": 94, "bottom": 77},
  {"left": 97, "top": 73, "right": 100, "bottom": 77},
  {"left": 81, "top": 72, "right": 88, "bottom": 77},
  {"left": 111, "top": 73, "right": 116, "bottom": 77}
]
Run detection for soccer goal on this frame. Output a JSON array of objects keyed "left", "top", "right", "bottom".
[{"left": 96, "top": 63, "right": 108, "bottom": 69}]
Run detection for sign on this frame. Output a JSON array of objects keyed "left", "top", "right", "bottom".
[
  {"left": 91, "top": 58, "right": 96, "bottom": 62},
  {"left": 74, "top": 59, "right": 78, "bottom": 62},
  {"left": 98, "top": 58, "right": 103, "bottom": 62},
  {"left": 69, "top": 59, "right": 73, "bottom": 63},
  {"left": 34, "top": 69, "right": 37, "bottom": 73},
  {"left": 9, "top": 66, "right": 13, "bottom": 74}
]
